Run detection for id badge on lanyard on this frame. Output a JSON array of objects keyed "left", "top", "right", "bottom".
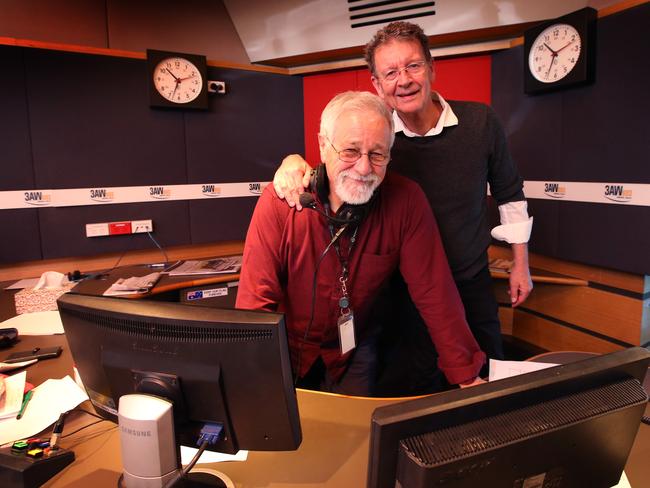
[{"left": 337, "top": 265, "right": 356, "bottom": 355}]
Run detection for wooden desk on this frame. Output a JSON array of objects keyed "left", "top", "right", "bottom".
[
  {"left": 22, "top": 332, "right": 403, "bottom": 488},
  {"left": 8, "top": 335, "right": 649, "bottom": 488},
  {"left": 69, "top": 261, "right": 239, "bottom": 301},
  {"left": 490, "top": 266, "right": 589, "bottom": 286}
]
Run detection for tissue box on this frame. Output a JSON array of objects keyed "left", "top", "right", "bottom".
[{"left": 14, "top": 284, "right": 75, "bottom": 315}]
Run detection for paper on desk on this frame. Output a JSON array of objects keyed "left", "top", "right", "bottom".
[
  {"left": 615, "top": 471, "right": 631, "bottom": 488},
  {"left": 180, "top": 446, "right": 248, "bottom": 465},
  {"left": 488, "top": 359, "right": 559, "bottom": 382},
  {"left": 0, "top": 371, "right": 26, "bottom": 420},
  {"left": 0, "top": 375, "right": 88, "bottom": 446},
  {"left": 0, "top": 359, "right": 37, "bottom": 373},
  {"left": 0, "top": 310, "right": 64, "bottom": 335},
  {"left": 5, "top": 278, "right": 40, "bottom": 290}
]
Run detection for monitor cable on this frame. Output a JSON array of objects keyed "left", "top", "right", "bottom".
[{"left": 162, "top": 423, "right": 223, "bottom": 488}]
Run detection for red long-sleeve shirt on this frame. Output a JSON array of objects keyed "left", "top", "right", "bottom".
[{"left": 236, "top": 172, "right": 485, "bottom": 385}]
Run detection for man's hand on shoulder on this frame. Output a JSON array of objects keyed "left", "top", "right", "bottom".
[{"left": 273, "top": 154, "right": 311, "bottom": 210}]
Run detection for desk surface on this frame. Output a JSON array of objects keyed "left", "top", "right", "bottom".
[
  {"left": 69, "top": 262, "right": 239, "bottom": 299},
  {"left": 2, "top": 335, "right": 644, "bottom": 488}
]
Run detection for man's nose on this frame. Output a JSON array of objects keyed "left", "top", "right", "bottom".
[
  {"left": 354, "top": 153, "right": 373, "bottom": 175},
  {"left": 396, "top": 67, "right": 413, "bottom": 85}
]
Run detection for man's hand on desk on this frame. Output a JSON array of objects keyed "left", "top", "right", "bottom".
[{"left": 459, "top": 377, "right": 486, "bottom": 388}]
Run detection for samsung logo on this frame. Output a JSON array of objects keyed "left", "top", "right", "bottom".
[
  {"left": 90, "top": 188, "right": 114, "bottom": 202},
  {"left": 202, "top": 184, "right": 222, "bottom": 197},
  {"left": 604, "top": 185, "right": 632, "bottom": 202},
  {"left": 544, "top": 183, "right": 566, "bottom": 198},
  {"left": 121, "top": 427, "right": 152, "bottom": 437},
  {"left": 131, "top": 341, "right": 178, "bottom": 356},
  {"left": 149, "top": 186, "right": 172, "bottom": 199},
  {"left": 24, "top": 191, "right": 51, "bottom": 206}
]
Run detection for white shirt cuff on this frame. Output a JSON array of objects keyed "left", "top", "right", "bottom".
[
  {"left": 491, "top": 217, "right": 533, "bottom": 243},
  {"left": 491, "top": 201, "right": 533, "bottom": 243}
]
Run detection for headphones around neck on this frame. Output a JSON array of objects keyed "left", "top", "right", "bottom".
[{"left": 301, "top": 164, "right": 377, "bottom": 226}]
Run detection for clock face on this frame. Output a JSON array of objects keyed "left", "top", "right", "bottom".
[
  {"left": 528, "top": 23, "right": 582, "bottom": 83},
  {"left": 153, "top": 57, "right": 204, "bottom": 104}
]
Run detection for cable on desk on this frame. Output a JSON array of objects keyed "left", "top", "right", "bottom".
[
  {"left": 144, "top": 230, "right": 169, "bottom": 265},
  {"left": 61, "top": 419, "right": 109, "bottom": 439},
  {"left": 162, "top": 423, "right": 223, "bottom": 488}
]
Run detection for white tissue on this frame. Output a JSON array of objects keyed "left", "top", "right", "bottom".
[{"left": 34, "top": 271, "right": 70, "bottom": 290}]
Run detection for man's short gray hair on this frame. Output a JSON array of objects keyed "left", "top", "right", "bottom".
[{"left": 319, "top": 91, "right": 395, "bottom": 148}]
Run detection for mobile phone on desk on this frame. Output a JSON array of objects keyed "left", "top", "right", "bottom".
[{"left": 3, "top": 346, "right": 62, "bottom": 363}]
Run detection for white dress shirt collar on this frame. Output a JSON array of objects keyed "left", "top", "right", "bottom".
[{"left": 392, "top": 91, "right": 459, "bottom": 137}]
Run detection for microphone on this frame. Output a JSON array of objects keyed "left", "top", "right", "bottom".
[{"left": 299, "top": 193, "right": 364, "bottom": 225}]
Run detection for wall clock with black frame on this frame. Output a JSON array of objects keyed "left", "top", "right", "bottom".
[
  {"left": 524, "top": 7, "right": 597, "bottom": 95},
  {"left": 147, "top": 49, "right": 208, "bottom": 109}
]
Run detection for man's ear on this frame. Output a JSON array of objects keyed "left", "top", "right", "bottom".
[
  {"left": 318, "top": 133, "right": 328, "bottom": 163},
  {"left": 371, "top": 75, "right": 384, "bottom": 97},
  {"left": 429, "top": 59, "right": 436, "bottom": 84}
]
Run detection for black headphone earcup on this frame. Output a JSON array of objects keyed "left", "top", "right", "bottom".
[{"left": 310, "top": 164, "right": 329, "bottom": 203}]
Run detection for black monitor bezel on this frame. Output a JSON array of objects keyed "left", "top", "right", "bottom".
[{"left": 368, "top": 347, "right": 650, "bottom": 488}]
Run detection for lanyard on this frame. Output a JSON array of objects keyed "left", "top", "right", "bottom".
[{"left": 325, "top": 206, "right": 358, "bottom": 315}]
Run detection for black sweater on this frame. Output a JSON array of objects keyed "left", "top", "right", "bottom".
[{"left": 389, "top": 100, "right": 525, "bottom": 281}]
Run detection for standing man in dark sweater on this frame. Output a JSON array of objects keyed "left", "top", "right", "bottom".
[{"left": 273, "top": 21, "right": 532, "bottom": 388}]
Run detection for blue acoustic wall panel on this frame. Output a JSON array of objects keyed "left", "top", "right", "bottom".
[
  {"left": 0, "top": 45, "right": 304, "bottom": 262},
  {"left": 0, "top": 46, "right": 41, "bottom": 262},
  {"left": 186, "top": 66, "right": 304, "bottom": 244},
  {"left": 491, "top": 4, "right": 650, "bottom": 274}
]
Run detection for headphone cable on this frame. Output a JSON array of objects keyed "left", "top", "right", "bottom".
[{"left": 294, "top": 224, "right": 348, "bottom": 385}]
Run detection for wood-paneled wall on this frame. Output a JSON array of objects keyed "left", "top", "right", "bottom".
[{"left": 490, "top": 246, "right": 649, "bottom": 355}]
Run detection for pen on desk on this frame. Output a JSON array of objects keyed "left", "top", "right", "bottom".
[
  {"left": 16, "top": 390, "right": 33, "bottom": 420},
  {"left": 49, "top": 411, "right": 69, "bottom": 450}
]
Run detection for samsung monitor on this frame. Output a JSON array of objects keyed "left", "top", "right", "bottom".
[
  {"left": 57, "top": 293, "right": 301, "bottom": 485},
  {"left": 368, "top": 347, "right": 650, "bottom": 488}
]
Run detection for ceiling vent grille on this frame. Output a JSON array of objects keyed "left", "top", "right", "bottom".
[{"left": 348, "top": 0, "right": 436, "bottom": 29}]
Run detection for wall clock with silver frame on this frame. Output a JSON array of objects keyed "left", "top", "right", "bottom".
[
  {"left": 147, "top": 50, "right": 208, "bottom": 109},
  {"left": 524, "top": 7, "right": 597, "bottom": 95}
]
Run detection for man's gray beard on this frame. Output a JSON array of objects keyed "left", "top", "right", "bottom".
[{"left": 334, "top": 168, "right": 380, "bottom": 205}]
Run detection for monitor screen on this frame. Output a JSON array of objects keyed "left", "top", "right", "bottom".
[
  {"left": 57, "top": 293, "right": 301, "bottom": 454},
  {"left": 368, "top": 347, "right": 649, "bottom": 488}
]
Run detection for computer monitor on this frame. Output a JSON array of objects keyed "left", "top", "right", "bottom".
[
  {"left": 368, "top": 347, "right": 650, "bottom": 488},
  {"left": 57, "top": 293, "right": 301, "bottom": 455}
]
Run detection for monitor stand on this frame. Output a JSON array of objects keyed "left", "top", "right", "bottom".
[{"left": 117, "top": 394, "right": 234, "bottom": 488}]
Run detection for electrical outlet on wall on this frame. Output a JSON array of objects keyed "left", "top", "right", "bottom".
[
  {"left": 132, "top": 219, "right": 153, "bottom": 233},
  {"left": 208, "top": 80, "right": 226, "bottom": 94}
]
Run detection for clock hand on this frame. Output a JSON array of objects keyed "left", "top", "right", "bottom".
[
  {"left": 546, "top": 53, "right": 557, "bottom": 78},
  {"left": 556, "top": 39, "right": 576, "bottom": 53},
  {"left": 166, "top": 68, "right": 180, "bottom": 82},
  {"left": 544, "top": 43, "right": 558, "bottom": 55}
]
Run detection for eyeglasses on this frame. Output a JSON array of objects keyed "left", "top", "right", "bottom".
[
  {"left": 326, "top": 137, "right": 390, "bottom": 166},
  {"left": 379, "top": 61, "right": 427, "bottom": 82}
]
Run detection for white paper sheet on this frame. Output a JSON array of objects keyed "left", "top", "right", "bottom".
[
  {"left": 180, "top": 446, "right": 248, "bottom": 465},
  {"left": 0, "top": 359, "right": 37, "bottom": 373},
  {"left": 0, "top": 371, "right": 27, "bottom": 420},
  {"left": 0, "top": 311, "right": 64, "bottom": 335},
  {"left": 0, "top": 375, "right": 89, "bottom": 446},
  {"left": 5, "top": 278, "right": 40, "bottom": 290},
  {"left": 488, "top": 359, "right": 559, "bottom": 382}
]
